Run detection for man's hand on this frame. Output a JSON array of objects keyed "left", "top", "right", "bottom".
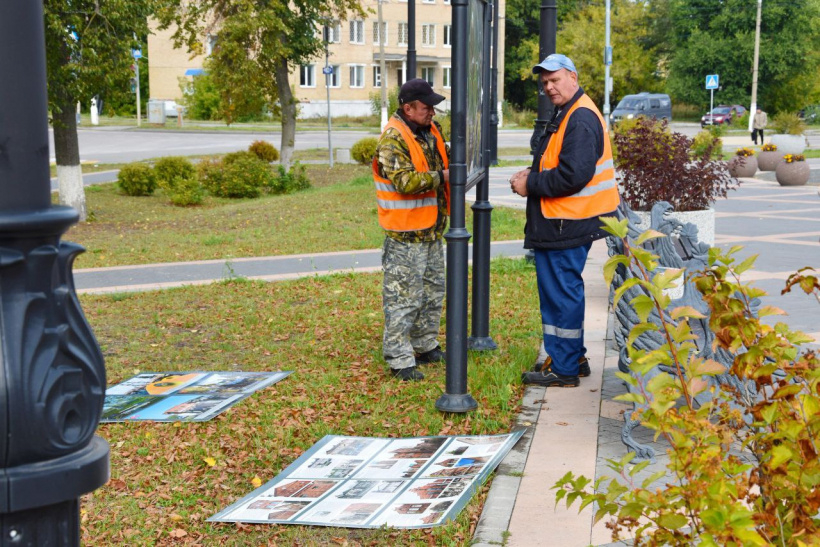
[{"left": 510, "top": 167, "right": 530, "bottom": 197}]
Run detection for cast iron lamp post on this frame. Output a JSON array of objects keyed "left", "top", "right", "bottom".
[{"left": 0, "top": 1, "right": 110, "bottom": 544}]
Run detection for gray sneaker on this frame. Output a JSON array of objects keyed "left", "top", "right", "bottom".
[{"left": 391, "top": 366, "right": 425, "bottom": 381}]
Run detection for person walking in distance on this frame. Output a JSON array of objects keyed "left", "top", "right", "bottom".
[
  {"left": 509, "top": 54, "right": 620, "bottom": 387},
  {"left": 752, "top": 107, "right": 768, "bottom": 145},
  {"left": 373, "top": 78, "right": 451, "bottom": 381}
]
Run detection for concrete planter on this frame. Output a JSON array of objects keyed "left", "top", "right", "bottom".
[
  {"left": 728, "top": 155, "right": 758, "bottom": 178},
  {"left": 633, "top": 207, "right": 715, "bottom": 246},
  {"left": 769, "top": 134, "right": 806, "bottom": 155},
  {"left": 757, "top": 150, "right": 781, "bottom": 171},
  {"left": 775, "top": 160, "right": 810, "bottom": 186}
]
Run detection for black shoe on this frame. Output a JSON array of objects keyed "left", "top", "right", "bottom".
[
  {"left": 521, "top": 370, "right": 579, "bottom": 387},
  {"left": 415, "top": 346, "right": 445, "bottom": 365},
  {"left": 391, "top": 367, "right": 425, "bottom": 381},
  {"left": 532, "top": 355, "right": 591, "bottom": 377}
]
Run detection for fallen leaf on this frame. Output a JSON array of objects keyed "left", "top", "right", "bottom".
[
  {"left": 203, "top": 457, "right": 216, "bottom": 467},
  {"left": 556, "top": 422, "right": 569, "bottom": 426},
  {"left": 251, "top": 476, "right": 262, "bottom": 488},
  {"left": 168, "top": 528, "right": 187, "bottom": 538}
]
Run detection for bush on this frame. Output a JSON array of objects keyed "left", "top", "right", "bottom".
[
  {"left": 691, "top": 129, "right": 723, "bottom": 160},
  {"left": 351, "top": 137, "right": 379, "bottom": 165},
  {"left": 117, "top": 163, "right": 157, "bottom": 196},
  {"left": 154, "top": 156, "right": 196, "bottom": 191},
  {"left": 179, "top": 72, "right": 221, "bottom": 121},
  {"left": 248, "top": 140, "right": 280, "bottom": 162},
  {"left": 706, "top": 123, "right": 726, "bottom": 137},
  {"left": 615, "top": 117, "right": 737, "bottom": 211},
  {"left": 771, "top": 111, "right": 807, "bottom": 135},
  {"left": 369, "top": 87, "right": 399, "bottom": 116},
  {"left": 732, "top": 111, "right": 750, "bottom": 129},
  {"left": 222, "top": 150, "right": 258, "bottom": 165},
  {"left": 435, "top": 114, "right": 451, "bottom": 141},
  {"left": 167, "top": 176, "right": 204, "bottom": 206},
  {"left": 270, "top": 162, "right": 311, "bottom": 194},
  {"left": 202, "top": 155, "right": 273, "bottom": 199},
  {"left": 557, "top": 237, "right": 820, "bottom": 545}
]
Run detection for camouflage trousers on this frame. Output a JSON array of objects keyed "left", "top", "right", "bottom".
[{"left": 382, "top": 237, "right": 445, "bottom": 370}]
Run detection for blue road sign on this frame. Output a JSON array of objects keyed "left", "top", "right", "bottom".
[
  {"left": 705, "top": 74, "right": 719, "bottom": 90},
  {"left": 322, "top": 66, "right": 333, "bottom": 75},
  {"left": 132, "top": 48, "right": 142, "bottom": 59}
]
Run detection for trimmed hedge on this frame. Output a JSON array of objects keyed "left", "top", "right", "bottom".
[{"left": 117, "top": 163, "right": 157, "bottom": 196}]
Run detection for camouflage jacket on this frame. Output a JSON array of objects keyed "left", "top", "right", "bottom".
[{"left": 375, "top": 112, "right": 450, "bottom": 243}]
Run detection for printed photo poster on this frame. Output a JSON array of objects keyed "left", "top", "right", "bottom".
[
  {"left": 101, "top": 371, "right": 292, "bottom": 422},
  {"left": 210, "top": 431, "right": 524, "bottom": 529}
]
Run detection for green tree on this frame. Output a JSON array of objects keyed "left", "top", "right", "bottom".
[
  {"left": 666, "top": 0, "right": 820, "bottom": 113},
  {"left": 156, "top": 0, "right": 364, "bottom": 168},
  {"left": 557, "top": 0, "right": 663, "bottom": 110},
  {"left": 44, "top": 0, "right": 158, "bottom": 220},
  {"left": 503, "top": 0, "right": 593, "bottom": 111}
]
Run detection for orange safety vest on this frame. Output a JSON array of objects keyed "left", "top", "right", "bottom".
[
  {"left": 372, "top": 117, "right": 450, "bottom": 232},
  {"left": 539, "top": 94, "right": 620, "bottom": 219}
]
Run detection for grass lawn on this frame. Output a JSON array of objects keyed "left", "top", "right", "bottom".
[
  {"left": 64, "top": 164, "right": 526, "bottom": 269},
  {"left": 81, "top": 257, "right": 542, "bottom": 545}
]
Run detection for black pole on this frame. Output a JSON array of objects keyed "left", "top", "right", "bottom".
[
  {"left": 436, "top": 0, "right": 477, "bottom": 413},
  {"left": 0, "top": 1, "right": 109, "bottom": 543},
  {"left": 468, "top": 0, "right": 496, "bottom": 352},
  {"left": 407, "top": 0, "right": 417, "bottom": 79},
  {"left": 525, "top": 0, "right": 556, "bottom": 264},
  {"left": 531, "top": 0, "right": 557, "bottom": 154},
  {"left": 489, "top": 0, "right": 500, "bottom": 165}
]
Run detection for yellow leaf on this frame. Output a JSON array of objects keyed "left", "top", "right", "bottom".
[
  {"left": 203, "top": 457, "right": 216, "bottom": 467},
  {"left": 251, "top": 476, "right": 262, "bottom": 488}
]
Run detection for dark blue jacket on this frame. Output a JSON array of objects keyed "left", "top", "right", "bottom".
[{"left": 524, "top": 88, "right": 616, "bottom": 250}]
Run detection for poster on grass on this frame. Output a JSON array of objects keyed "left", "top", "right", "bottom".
[
  {"left": 209, "top": 431, "right": 524, "bottom": 529},
  {"left": 101, "top": 371, "right": 292, "bottom": 422}
]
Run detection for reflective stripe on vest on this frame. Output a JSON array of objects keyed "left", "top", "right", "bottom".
[
  {"left": 539, "top": 94, "right": 620, "bottom": 219},
  {"left": 372, "top": 117, "right": 450, "bottom": 232}
]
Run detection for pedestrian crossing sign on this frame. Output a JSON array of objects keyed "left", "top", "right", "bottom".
[{"left": 705, "top": 74, "right": 719, "bottom": 90}]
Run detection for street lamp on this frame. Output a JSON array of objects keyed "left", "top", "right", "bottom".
[{"left": 0, "top": 2, "right": 109, "bottom": 543}]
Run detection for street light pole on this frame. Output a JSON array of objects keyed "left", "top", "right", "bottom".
[
  {"left": 0, "top": 1, "right": 109, "bottom": 542},
  {"left": 408, "top": 0, "right": 417, "bottom": 79},
  {"left": 377, "top": 0, "right": 389, "bottom": 130},
  {"left": 324, "top": 25, "right": 334, "bottom": 167},
  {"left": 748, "top": 0, "right": 762, "bottom": 134},
  {"left": 531, "top": 0, "right": 556, "bottom": 154}
]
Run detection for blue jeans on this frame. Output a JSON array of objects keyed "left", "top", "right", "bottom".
[{"left": 534, "top": 243, "right": 591, "bottom": 376}]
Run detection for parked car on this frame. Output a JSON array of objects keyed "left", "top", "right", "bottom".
[
  {"left": 610, "top": 92, "right": 672, "bottom": 123},
  {"left": 701, "top": 104, "right": 746, "bottom": 128}
]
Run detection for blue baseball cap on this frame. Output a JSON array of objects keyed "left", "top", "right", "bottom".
[{"left": 532, "top": 54, "right": 577, "bottom": 75}]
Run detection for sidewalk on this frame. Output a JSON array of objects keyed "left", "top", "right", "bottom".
[{"left": 71, "top": 170, "right": 818, "bottom": 546}]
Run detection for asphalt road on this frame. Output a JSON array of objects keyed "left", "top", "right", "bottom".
[{"left": 47, "top": 122, "right": 727, "bottom": 164}]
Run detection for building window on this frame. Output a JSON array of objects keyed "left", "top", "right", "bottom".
[
  {"left": 349, "top": 64, "right": 365, "bottom": 88},
  {"left": 443, "top": 25, "right": 452, "bottom": 47},
  {"left": 349, "top": 20, "right": 365, "bottom": 44},
  {"left": 398, "top": 22, "right": 408, "bottom": 46},
  {"left": 421, "top": 66, "right": 435, "bottom": 87},
  {"left": 328, "top": 65, "right": 341, "bottom": 88},
  {"left": 373, "top": 22, "right": 388, "bottom": 46},
  {"left": 422, "top": 24, "right": 436, "bottom": 47},
  {"left": 300, "top": 65, "right": 315, "bottom": 87},
  {"left": 443, "top": 66, "right": 451, "bottom": 89},
  {"left": 324, "top": 22, "right": 341, "bottom": 43},
  {"left": 373, "top": 65, "right": 383, "bottom": 87}
]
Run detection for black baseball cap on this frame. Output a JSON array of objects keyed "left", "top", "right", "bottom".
[{"left": 398, "top": 78, "right": 445, "bottom": 106}]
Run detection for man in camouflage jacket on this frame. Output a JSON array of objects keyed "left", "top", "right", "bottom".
[{"left": 374, "top": 78, "right": 450, "bottom": 381}]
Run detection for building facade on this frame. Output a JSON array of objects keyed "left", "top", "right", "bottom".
[{"left": 146, "top": 0, "right": 505, "bottom": 118}]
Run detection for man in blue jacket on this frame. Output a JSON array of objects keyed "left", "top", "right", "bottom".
[{"left": 510, "top": 54, "right": 619, "bottom": 388}]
